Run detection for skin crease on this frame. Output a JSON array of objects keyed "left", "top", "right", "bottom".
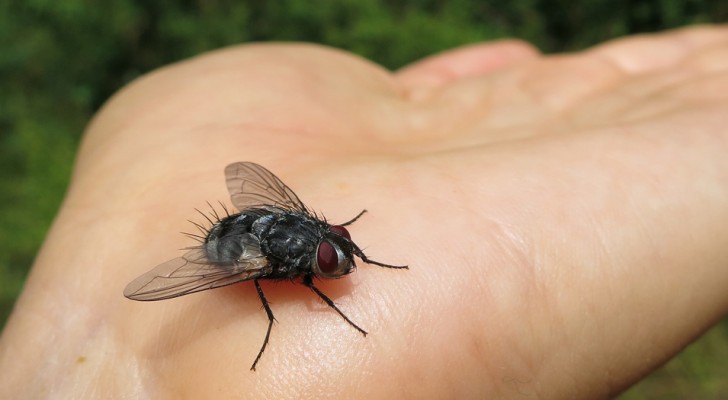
[{"left": 1, "top": 26, "right": 728, "bottom": 399}]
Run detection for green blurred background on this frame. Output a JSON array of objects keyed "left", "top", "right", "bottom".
[{"left": 1, "top": 0, "right": 726, "bottom": 397}]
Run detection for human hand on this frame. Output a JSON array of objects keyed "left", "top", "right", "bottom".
[{"left": 1, "top": 26, "right": 727, "bottom": 398}]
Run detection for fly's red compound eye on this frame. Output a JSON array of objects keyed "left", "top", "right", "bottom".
[
  {"left": 316, "top": 241, "right": 339, "bottom": 274},
  {"left": 330, "top": 225, "right": 351, "bottom": 240}
]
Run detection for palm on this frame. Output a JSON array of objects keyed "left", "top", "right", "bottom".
[{"left": 2, "top": 27, "right": 727, "bottom": 399}]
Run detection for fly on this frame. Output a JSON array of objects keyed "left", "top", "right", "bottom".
[{"left": 124, "top": 161, "right": 407, "bottom": 370}]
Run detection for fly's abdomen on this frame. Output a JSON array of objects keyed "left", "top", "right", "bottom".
[{"left": 204, "top": 212, "right": 263, "bottom": 263}]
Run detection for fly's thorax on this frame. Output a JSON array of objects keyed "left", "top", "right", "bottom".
[{"left": 253, "top": 213, "right": 328, "bottom": 276}]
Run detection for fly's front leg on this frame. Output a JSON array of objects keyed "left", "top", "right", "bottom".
[
  {"left": 303, "top": 275, "right": 367, "bottom": 336},
  {"left": 251, "top": 279, "right": 276, "bottom": 371},
  {"left": 351, "top": 243, "right": 408, "bottom": 269},
  {"left": 340, "top": 209, "right": 367, "bottom": 226}
]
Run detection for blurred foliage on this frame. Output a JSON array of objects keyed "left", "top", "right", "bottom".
[{"left": 0, "top": 0, "right": 726, "bottom": 397}]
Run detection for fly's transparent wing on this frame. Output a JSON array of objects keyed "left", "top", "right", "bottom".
[
  {"left": 124, "top": 235, "right": 268, "bottom": 301},
  {"left": 225, "top": 162, "right": 309, "bottom": 214}
]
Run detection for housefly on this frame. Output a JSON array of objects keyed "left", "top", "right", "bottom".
[{"left": 124, "top": 162, "right": 407, "bottom": 370}]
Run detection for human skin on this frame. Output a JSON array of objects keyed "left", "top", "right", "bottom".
[{"left": 1, "top": 25, "right": 728, "bottom": 399}]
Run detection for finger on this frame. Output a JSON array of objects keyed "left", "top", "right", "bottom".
[
  {"left": 395, "top": 40, "right": 539, "bottom": 93},
  {"left": 588, "top": 25, "right": 728, "bottom": 73}
]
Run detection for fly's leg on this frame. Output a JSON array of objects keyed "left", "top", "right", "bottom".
[
  {"left": 251, "top": 279, "right": 276, "bottom": 371},
  {"left": 340, "top": 210, "right": 408, "bottom": 269},
  {"left": 303, "top": 275, "right": 367, "bottom": 336},
  {"left": 340, "top": 209, "right": 367, "bottom": 226},
  {"left": 351, "top": 243, "right": 409, "bottom": 269}
]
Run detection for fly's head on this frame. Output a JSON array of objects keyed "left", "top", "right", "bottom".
[{"left": 312, "top": 225, "right": 356, "bottom": 278}]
